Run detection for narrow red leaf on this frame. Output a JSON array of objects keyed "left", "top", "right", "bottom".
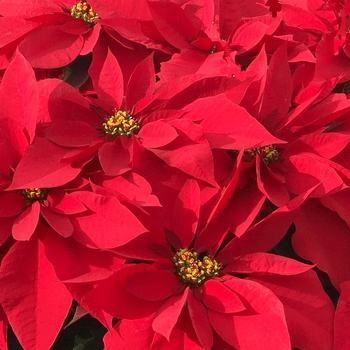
[
  {"left": 225, "top": 253, "right": 314, "bottom": 276},
  {"left": 152, "top": 288, "right": 189, "bottom": 340},
  {"left": 259, "top": 43, "right": 292, "bottom": 129},
  {"left": 126, "top": 53, "right": 155, "bottom": 110},
  {"left": 187, "top": 290, "right": 213, "bottom": 350},
  {"left": 334, "top": 280, "right": 350, "bottom": 350},
  {"left": 0, "top": 50, "right": 38, "bottom": 144},
  {"left": 172, "top": 179, "right": 200, "bottom": 248},
  {"left": 12, "top": 202, "right": 40, "bottom": 241},
  {"left": 0, "top": 240, "right": 72, "bottom": 350},
  {"left": 89, "top": 41, "right": 124, "bottom": 108},
  {"left": 148, "top": 1, "right": 197, "bottom": 49}
]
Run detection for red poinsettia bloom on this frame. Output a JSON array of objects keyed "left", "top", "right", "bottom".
[{"left": 71, "top": 179, "right": 334, "bottom": 349}]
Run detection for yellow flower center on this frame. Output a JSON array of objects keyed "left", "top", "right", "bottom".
[
  {"left": 243, "top": 145, "right": 279, "bottom": 164},
  {"left": 102, "top": 110, "right": 139, "bottom": 137},
  {"left": 71, "top": 1, "right": 99, "bottom": 24},
  {"left": 20, "top": 188, "right": 49, "bottom": 203},
  {"left": 173, "top": 248, "right": 220, "bottom": 287}
]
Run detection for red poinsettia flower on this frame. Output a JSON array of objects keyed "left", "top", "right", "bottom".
[
  {"left": 37, "top": 52, "right": 219, "bottom": 188},
  {"left": 70, "top": 179, "right": 334, "bottom": 349}
]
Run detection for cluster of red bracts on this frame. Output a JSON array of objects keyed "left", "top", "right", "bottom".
[{"left": 0, "top": 0, "right": 350, "bottom": 349}]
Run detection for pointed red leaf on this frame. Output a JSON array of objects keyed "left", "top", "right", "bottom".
[
  {"left": 40, "top": 206, "right": 73, "bottom": 238},
  {"left": 98, "top": 141, "right": 131, "bottom": 176},
  {"left": 126, "top": 53, "right": 155, "bottom": 110},
  {"left": 126, "top": 269, "right": 183, "bottom": 301},
  {"left": 225, "top": 253, "right": 314, "bottom": 276},
  {"left": 12, "top": 202, "right": 40, "bottom": 241},
  {"left": 139, "top": 120, "right": 178, "bottom": 148},
  {"left": 320, "top": 189, "right": 350, "bottom": 228},
  {"left": 284, "top": 153, "right": 344, "bottom": 197},
  {"left": 187, "top": 290, "right": 213, "bottom": 350},
  {"left": 256, "top": 158, "right": 290, "bottom": 207},
  {"left": 70, "top": 192, "right": 147, "bottom": 248},
  {"left": 215, "top": 276, "right": 291, "bottom": 349},
  {"left": 89, "top": 41, "right": 123, "bottom": 108},
  {"left": 198, "top": 95, "right": 285, "bottom": 149},
  {"left": 259, "top": 43, "right": 292, "bottom": 129},
  {"left": 218, "top": 184, "right": 319, "bottom": 263},
  {"left": 293, "top": 200, "right": 350, "bottom": 290},
  {"left": 152, "top": 288, "right": 189, "bottom": 340},
  {"left": 334, "top": 280, "right": 350, "bottom": 350},
  {"left": 47, "top": 190, "right": 87, "bottom": 215},
  {"left": 0, "top": 240, "right": 72, "bottom": 350},
  {"left": 0, "top": 50, "right": 38, "bottom": 144},
  {"left": 44, "top": 121, "right": 99, "bottom": 147},
  {"left": 0, "top": 192, "right": 24, "bottom": 217},
  {"left": 87, "top": 264, "right": 163, "bottom": 319},
  {"left": 18, "top": 25, "right": 83, "bottom": 68},
  {"left": 202, "top": 279, "right": 245, "bottom": 313},
  {"left": 150, "top": 142, "right": 217, "bottom": 187},
  {"left": 251, "top": 271, "right": 335, "bottom": 350},
  {"left": 148, "top": 1, "right": 197, "bottom": 49},
  {"left": 8, "top": 138, "right": 86, "bottom": 190},
  {"left": 172, "top": 179, "right": 200, "bottom": 248}
]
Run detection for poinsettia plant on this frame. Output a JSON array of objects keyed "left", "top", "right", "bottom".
[{"left": 0, "top": 0, "right": 350, "bottom": 349}]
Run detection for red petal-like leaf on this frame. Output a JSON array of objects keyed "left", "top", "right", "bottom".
[
  {"left": 148, "top": 1, "right": 197, "bottom": 49},
  {"left": 8, "top": 138, "right": 86, "bottom": 190},
  {"left": 98, "top": 141, "right": 131, "bottom": 176},
  {"left": 334, "top": 280, "right": 350, "bottom": 350},
  {"left": 0, "top": 240, "right": 72, "bottom": 350},
  {"left": 18, "top": 25, "right": 83, "bottom": 68},
  {"left": 126, "top": 53, "right": 155, "bottom": 110},
  {"left": 251, "top": 271, "right": 334, "bottom": 350},
  {"left": 89, "top": 41, "right": 123, "bottom": 108},
  {"left": 218, "top": 184, "right": 319, "bottom": 263},
  {"left": 187, "top": 290, "right": 213, "bottom": 350},
  {"left": 87, "top": 264, "right": 163, "bottom": 319},
  {"left": 259, "top": 43, "right": 292, "bottom": 129},
  {"left": 202, "top": 279, "right": 245, "bottom": 313},
  {"left": 0, "top": 50, "right": 38, "bottom": 144},
  {"left": 40, "top": 206, "right": 73, "bottom": 238},
  {"left": 199, "top": 95, "right": 284, "bottom": 149},
  {"left": 293, "top": 199, "right": 350, "bottom": 290},
  {"left": 47, "top": 190, "right": 87, "bottom": 215},
  {"left": 172, "top": 179, "right": 200, "bottom": 248},
  {"left": 284, "top": 153, "right": 344, "bottom": 197},
  {"left": 211, "top": 276, "right": 291, "bottom": 349},
  {"left": 126, "top": 269, "right": 183, "bottom": 301},
  {"left": 12, "top": 202, "right": 40, "bottom": 241},
  {"left": 152, "top": 288, "right": 189, "bottom": 340},
  {"left": 70, "top": 192, "right": 147, "bottom": 248},
  {"left": 139, "top": 120, "right": 178, "bottom": 148},
  {"left": 150, "top": 142, "right": 217, "bottom": 187},
  {"left": 44, "top": 121, "right": 98, "bottom": 147},
  {"left": 0, "top": 192, "right": 24, "bottom": 217},
  {"left": 225, "top": 253, "right": 314, "bottom": 275}
]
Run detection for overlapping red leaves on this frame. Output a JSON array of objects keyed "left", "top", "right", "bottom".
[{"left": 0, "top": 0, "right": 350, "bottom": 349}]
